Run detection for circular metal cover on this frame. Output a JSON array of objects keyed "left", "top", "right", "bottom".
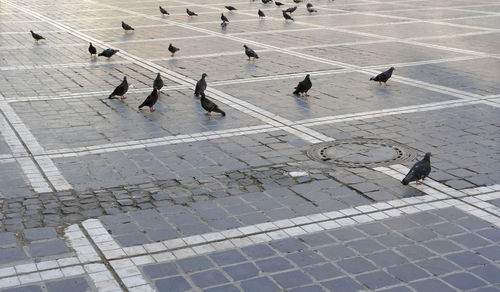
[{"left": 307, "top": 138, "right": 417, "bottom": 168}]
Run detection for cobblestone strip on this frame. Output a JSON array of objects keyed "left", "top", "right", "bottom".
[
  {"left": 0, "top": 94, "right": 72, "bottom": 191},
  {"left": 82, "top": 220, "right": 154, "bottom": 291},
  {"left": 3, "top": 0, "right": 332, "bottom": 145},
  {"left": 0, "top": 98, "right": 52, "bottom": 192},
  {"left": 80, "top": 181, "right": 499, "bottom": 268},
  {"left": 375, "top": 165, "right": 500, "bottom": 227},
  {"left": 0, "top": 224, "right": 118, "bottom": 291}
]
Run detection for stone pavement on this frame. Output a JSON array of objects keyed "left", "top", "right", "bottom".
[{"left": 0, "top": 0, "right": 499, "bottom": 291}]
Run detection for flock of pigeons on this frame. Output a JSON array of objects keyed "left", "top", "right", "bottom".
[{"left": 29, "top": 1, "right": 430, "bottom": 185}]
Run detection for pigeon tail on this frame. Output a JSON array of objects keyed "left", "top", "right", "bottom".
[
  {"left": 214, "top": 107, "right": 226, "bottom": 116},
  {"left": 401, "top": 173, "right": 413, "bottom": 185},
  {"left": 370, "top": 77, "right": 375, "bottom": 81}
]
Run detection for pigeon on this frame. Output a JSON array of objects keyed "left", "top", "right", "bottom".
[
  {"left": 225, "top": 5, "right": 237, "bottom": 11},
  {"left": 194, "top": 73, "right": 207, "bottom": 96},
  {"left": 30, "top": 30, "right": 45, "bottom": 42},
  {"left": 306, "top": 3, "right": 317, "bottom": 13},
  {"left": 159, "top": 6, "right": 170, "bottom": 15},
  {"left": 285, "top": 6, "right": 297, "bottom": 13},
  {"left": 88, "top": 42, "right": 97, "bottom": 56},
  {"left": 293, "top": 74, "right": 312, "bottom": 96},
  {"left": 401, "top": 152, "right": 431, "bottom": 185},
  {"left": 275, "top": 1, "right": 284, "bottom": 6},
  {"left": 108, "top": 76, "right": 128, "bottom": 99},
  {"left": 262, "top": 0, "right": 272, "bottom": 4},
  {"left": 293, "top": 0, "right": 303, "bottom": 3},
  {"left": 370, "top": 67, "right": 395, "bottom": 86},
  {"left": 121, "top": 21, "right": 134, "bottom": 31},
  {"left": 200, "top": 92, "right": 225, "bottom": 116},
  {"left": 187, "top": 8, "right": 198, "bottom": 16},
  {"left": 221, "top": 21, "right": 227, "bottom": 29},
  {"left": 98, "top": 48, "right": 119, "bottom": 58},
  {"left": 221, "top": 13, "right": 229, "bottom": 22},
  {"left": 243, "top": 45, "right": 259, "bottom": 60},
  {"left": 153, "top": 73, "right": 164, "bottom": 92},
  {"left": 258, "top": 9, "right": 265, "bottom": 17},
  {"left": 168, "top": 43, "right": 180, "bottom": 56},
  {"left": 282, "top": 10, "right": 294, "bottom": 21},
  {"left": 139, "top": 88, "right": 159, "bottom": 112}
]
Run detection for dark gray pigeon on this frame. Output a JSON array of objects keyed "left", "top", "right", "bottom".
[
  {"left": 88, "top": 42, "right": 96, "bottom": 56},
  {"left": 139, "top": 88, "right": 159, "bottom": 112},
  {"left": 293, "top": 0, "right": 303, "bottom": 3},
  {"left": 275, "top": 1, "right": 284, "bottom": 6},
  {"left": 200, "top": 92, "right": 225, "bottom": 116},
  {"left": 282, "top": 10, "right": 294, "bottom": 21},
  {"left": 293, "top": 74, "right": 312, "bottom": 96},
  {"left": 370, "top": 67, "right": 395, "bottom": 86},
  {"left": 194, "top": 73, "right": 207, "bottom": 96},
  {"left": 30, "top": 30, "right": 45, "bottom": 42},
  {"left": 306, "top": 3, "right": 313, "bottom": 7},
  {"left": 244, "top": 45, "right": 259, "bottom": 60},
  {"left": 262, "top": 0, "right": 273, "bottom": 4},
  {"left": 307, "top": 5, "right": 317, "bottom": 13},
  {"left": 187, "top": 8, "right": 198, "bottom": 16},
  {"left": 153, "top": 73, "right": 164, "bottom": 92},
  {"left": 225, "top": 5, "right": 237, "bottom": 11},
  {"left": 98, "top": 48, "right": 119, "bottom": 58},
  {"left": 285, "top": 6, "right": 297, "bottom": 13},
  {"left": 402, "top": 152, "right": 431, "bottom": 185},
  {"left": 122, "top": 21, "right": 134, "bottom": 31},
  {"left": 109, "top": 76, "right": 128, "bottom": 99},
  {"left": 221, "top": 13, "right": 229, "bottom": 22},
  {"left": 258, "top": 9, "right": 265, "bottom": 17},
  {"left": 168, "top": 43, "right": 179, "bottom": 56},
  {"left": 159, "top": 6, "right": 169, "bottom": 15}
]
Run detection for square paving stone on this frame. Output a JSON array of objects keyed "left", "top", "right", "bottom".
[
  {"left": 115, "top": 233, "right": 150, "bottom": 247},
  {"left": 446, "top": 251, "right": 489, "bottom": 268},
  {"left": 0, "top": 247, "right": 27, "bottom": 264},
  {"left": 0, "top": 232, "right": 17, "bottom": 246},
  {"left": 470, "top": 264, "right": 500, "bottom": 284},
  {"left": 443, "top": 273, "right": 487, "bottom": 290},
  {"left": 328, "top": 228, "right": 366, "bottom": 241},
  {"left": 410, "top": 279, "right": 456, "bottom": 292},
  {"left": 46, "top": 278, "right": 89, "bottom": 292},
  {"left": 177, "top": 256, "right": 213, "bottom": 273},
  {"left": 143, "top": 263, "right": 178, "bottom": 279},
  {"left": 3, "top": 286, "right": 43, "bottom": 292},
  {"left": 416, "top": 257, "right": 461, "bottom": 276},
  {"left": 337, "top": 257, "right": 376, "bottom": 274},
  {"left": 270, "top": 238, "right": 307, "bottom": 253},
  {"left": 356, "top": 271, "right": 399, "bottom": 290},
  {"left": 424, "top": 240, "right": 462, "bottom": 254},
  {"left": 205, "top": 284, "right": 240, "bottom": 292},
  {"left": 155, "top": 276, "right": 191, "bottom": 292},
  {"left": 388, "top": 263, "right": 430, "bottom": 282},
  {"left": 347, "top": 238, "right": 385, "bottom": 254},
  {"left": 299, "top": 233, "right": 335, "bottom": 247},
  {"left": 321, "top": 277, "right": 365, "bottom": 292},
  {"left": 256, "top": 257, "right": 294, "bottom": 273},
  {"left": 209, "top": 250, "right": 246, "bottom": 266},
  {"left": 450, "top": 233, "right": 492, "bottom": 248},
  {"left": 23, "top": 227, "right": 57, "bottom": 241},
  {"left": 286, "top": 250, "right": 325, "bottom": 266},
  {"left": 305, "top": 263, "right": 344, "bottom": 281},
  {"left": 191, "top": 269, "right": 229, "bottom": 288},
  {"left": 272, "top": 270, "right": 313, "bottom": 289},
  {"left": 241, "top": 244, "right": 276, "bottom": 259},
  {"left": 28, "top": 239, "right": 69, "bottom": 257},
  {"left": 223, "top": 263, "right": 259, "bottom": 281},
  {"left": 476, "top": 246, "right": 500, "bottom": 261},
  {"left": 318, "top": 244, "right": 357, "bottom": 260},
  {"left": 240, "top": 277, "right": 281, "bottom": 292},
  {"left": 366, "top": 250, "right": 407, "bottom": 268},
  {"left": 396, "top": 245, "right": 435, "bottom": 260}
]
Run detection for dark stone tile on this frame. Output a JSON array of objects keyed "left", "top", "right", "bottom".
[
  {"left": 443, "top": 273, "right": 487, "bottom": 290},
  {"left": 46, "top": 278, "right": 89, "bottom": 292},
  {"left": 191, "top": 269, "right": 229, "bottom": 288},
  {"left": 305, "top": 263, "right": 344, "bottom": 281},
  {"left": 366, "top": 250, "right": 407, "bottom": 268},
  {"left": 3, "top": 286, "right": 43, "bottom": 292},
  {"left": 223, "top": 263, "right": 259, "bottom": 281},
  {"left": 272, "top": 270, "right": 313, "bottom": 289},
  {"left": 337, "top": 257, "right": 376, "bottom": 274},
  {"left": 143, "top": 263, "right": 178, "bottom": 279},
  {"left": 286, "top": 250, "right": 325, "bottom": 266},
  {"left": 416, "top": 257, "right": 460, "bottom": 276},
  {"left": 209, "top": 250, "right": 246, "bottom": 266},
  {"left": 356, "top": 271, "right": 399, "bottom": 289},
  {"left": 0, "top": 247, "right": 27, "bottom": 264},
  {"left": 318, "top": 244, "right": 356, "bottom": 260},
  {"left": 446, "top": 251, "right": 489, "bottom": 268},
  {"left": 270, "top": 238, "right": 307, "bottom": 253},
  {"left": 241, "top": 244, "right": 276, "bottom": 259},
  {"left": 28, "top": 240, "right": 68, "bottom": 257},
  {"left": 177, "top": 256, "right": 213, "bottom": 273},
  {"left": 155, "top": 276, "right": 191, "bottom": 292},
  {"left": 256, "top": 257, "right": 294, "bottom": 273},
  {"left": 410, "top": 279, "right": 456, "bottom": 292},
  {"left": 470, "top": 264, "right": 500, "bottom": 283},
  {"left": 240, "top": 277, "right": 280, "bottom": 292},
  {"left": 388, "top": 263, "right": 430, "bottom": 282},
  {"left": 321, "top": 277, "right": 365, "bottom": 292}
]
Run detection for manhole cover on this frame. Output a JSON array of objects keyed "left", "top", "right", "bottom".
[{"left": 307, "top": 138, "right": 417, "bottom": 167}]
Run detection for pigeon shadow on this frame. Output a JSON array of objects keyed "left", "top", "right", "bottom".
[{"left": 121, "top": 33, "right": 135, "bottom": 41}]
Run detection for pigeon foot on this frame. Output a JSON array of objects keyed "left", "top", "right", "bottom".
[
  {"left": 121, "top": 96, "right": 126, "bottom": 100},
  {"left": 150, "top": 108, "right": 155, "bottom": 112}
]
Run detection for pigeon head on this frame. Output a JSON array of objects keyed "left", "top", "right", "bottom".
[
  {"left": 424, "top": 152, "right": 431, "bottom": 160},
  {"left": 30, "top": 30, "right": 33, "bottom": 33},
  {"left": 390, "top": 67, "right": 395, "bottom": 71},
  {"left": 157, "top": 73, "right": 161, "bottom": 77},
  {"left": 123, "top": 76, "right": 127, "bottom": 81},
  {"left": 305, "top": 74, "right": 310, "bottom": 79},
  {"left": 243, "top": 45, "right": 248, "bottom": 48},
  {"left": 201, "top": 73, "right": 207, "bottom": 78}
]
